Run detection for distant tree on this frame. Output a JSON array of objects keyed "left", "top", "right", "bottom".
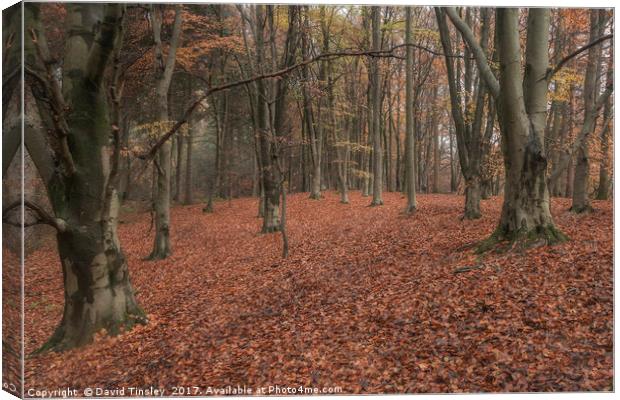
[
  {"left": 148, "top": 5, "right": 183, "bottom": 260},
  {"left": 571, "top": 10, "right": 611, "bottom": 212},
  {"left": 404, "top": 6, "right": 417, "bottom": 213},
  {"left": 436, "top": 7, "right": 494, "bottom": 219},
  {"left": 369, "top": 6, "right": 384, "bottom": 206}
]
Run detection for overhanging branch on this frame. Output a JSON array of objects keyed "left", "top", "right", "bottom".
[
  {"left": 3, "top": 200, "right": 68, "bottom": 232},
  {"left": 137, "top": 42, "right": 455, "bottom": 162},
  {"left": 546, "top": 33, "right": 613, "bottom": 81}
]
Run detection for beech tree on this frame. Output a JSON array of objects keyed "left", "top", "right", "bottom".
[
  {"left": 147, "top": 5, "right": 183, "bottom": 260},
  {"left": 596, "top": 46, "right": 613, "bottom": 200},
  {"left": 571, "top": 9, "right": 611, "bottom": 212},
  {"left": 404, "top": 7, "right": 417, "bottom": 213},
  {"left": 369, "top": 6, "right": 384, "bottom": 206},
  {"left": 436, "top": 8, "right": 494, "bottom": 219},
  {"left": 444, "top": 7, "right": 567, "bottom": 246},
  {"left": 15, "top": 3, "right": 146, "bottom": 350}
]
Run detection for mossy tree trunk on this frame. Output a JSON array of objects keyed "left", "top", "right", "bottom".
[
  {"left": 23, "top": 3, "right": 146, "bottom": 351},
  {"left": 490, "top": 8, "right": 566, "bottom": 244},
  {"left": 445, "top": 7, "right": 567, "bottom": 247}
]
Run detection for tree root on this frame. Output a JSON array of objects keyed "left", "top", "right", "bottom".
[
  {"left": 476, "top": 224, "right": 569, "bottom": 254},
  {"left": 569, "top": 204, "right": 594, "bottom": 214},
  {"left": 33, "top": 311, "right": 147, "bottom": 355},
  {"left": 461, "top": 210, "right": 482, "bottom": 220},
  {"left": 261, "top": 225, "right": 281, "bottom": 234}
]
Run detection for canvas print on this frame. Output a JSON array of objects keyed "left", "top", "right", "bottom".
[{"left": 1, "top": 1, "right": 614, "bottom": 397}]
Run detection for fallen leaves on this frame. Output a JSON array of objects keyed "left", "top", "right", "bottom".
[{"left": 20, "top": 192, "right": 612, "bottom": 393}]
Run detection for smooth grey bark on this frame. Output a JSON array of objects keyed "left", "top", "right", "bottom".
[
  {"left": 571, "top": 10, "right": 607, "bottom": 212},
  {"left": 596, "top": 48, "right": 613, "bottom": 200},
  {"left": 446, "top": 7, "right": 566, "bottom": 247},
  {"left": 404, "top": 7, "right": 417, "bottom": 213},
  {"left": 252, "top": 5, "right": 298, "bottom": 232},
  {"left": 301, "top": 7, "right": 323, "bottom": 200},
  {"left": 184, "top": 119, "right": 194, "bottom": 204},
  {"left": 148, "top": 5, "right": 182, "bottom": 260},
  {"left": 369, "top": 6, "right": 383, "bottom": 206},
  {"left": 436, "top": 7, "right": 492, "bottom": 219},
  {"left": 174, "top": 135, "right": 183, "bottom": 202},
  {"left": 23, "top": 3, "right": 145, "bottom": 351}
]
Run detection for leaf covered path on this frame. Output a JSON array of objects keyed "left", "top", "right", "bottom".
[{"left": 24, "top": 193, "right": 612, "bottom": 393}]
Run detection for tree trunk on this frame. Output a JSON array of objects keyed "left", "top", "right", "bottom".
[
  {"left": 148, "top": 5, "right": 182, "bottom": 259},
  {"left": 369, "top": 6, "right": 383, "bottom": 206},
  {"left": 445, "top": 7, "right": 568, "bottom": 246},
  {"left": 571, "top": 10, "right": 606, "bottom": 212},
  {"left": 184, "top": 119, "right": 193, "bottom": 204},
  {"left": 484, "top": 8, "right": 566, "bottom": 246},
  {"left": 24, "top": 3, "right": 146, "bottom": 350},
  {"left": 302, "top": 9, "right": 322, "bottom": 200},
  {"left": 253, "top": 5, "right": 298, "bottom": 232},
  {"left": 149, "top": 141, "right": 172, "bottom": 259},
  {"left": 449, "top": 126, "right": 457, "bottom": 192},
  {"left": 45, "top": 220, "right": 144, "bottom": 351},
  {"left": 404, "top": 8, "right": 416, "bottom": 213},
  {"left": 174, "top": 135, "right": 183, "bottom": 202},
  {"left": 436, "top": 7, "right": 489, "bottom": 219},
  {"left": 596, "top": 64, "right": 612, "bottom": 200},
  {"left": 464, "top": 177, "right": 482, "bottom": 219}
]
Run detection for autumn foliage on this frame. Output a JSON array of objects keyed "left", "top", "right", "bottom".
[{"left": 22, "top": 193, "right": 612, "bottom": 393}]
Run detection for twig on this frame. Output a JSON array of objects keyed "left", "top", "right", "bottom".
[{"left": 453, "top": 265, "right": 485, "bottom": 274}]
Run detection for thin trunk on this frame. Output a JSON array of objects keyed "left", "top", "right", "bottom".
[
  {"left": 370, "top": 6, "right": 383, "bottom": 206},
  {"left": 148, "top": 5, "right": 182, "bottom": 260},
  {"left": 596, "top": 54, "right": 613, "bottom": 200},
  {"left": 184, "top": 119, "right": 193, "bottom": 204},
  {"left": 174, "top": 135, "right": 183, "bottom": 201},
  {"left": 572, "top": 10, "right": 606, "bottom": 212},
  {"left": 404, "top": 7, "right": 416, "bottom": 212}
]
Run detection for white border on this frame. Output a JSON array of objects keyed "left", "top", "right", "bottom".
[{"left": 0, "top": 1, "right": 616, "bottom": 400}]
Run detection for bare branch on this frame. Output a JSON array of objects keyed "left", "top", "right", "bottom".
[
  {"left": 443, "top": 7, "right": 500, "bottom": 99},
  {"left": 28, "top": 28, "right": 76, "bottom": 176},
  {"left": 137, "top": 42, "right": 454, "bottom": 163},
  {"left": 546, "top": 33, "right": 613, "bottom": 81}
]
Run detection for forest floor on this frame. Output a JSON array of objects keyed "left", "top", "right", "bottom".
[{"left": 21, "top": 192, "right": 613, "bottom": 393}]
